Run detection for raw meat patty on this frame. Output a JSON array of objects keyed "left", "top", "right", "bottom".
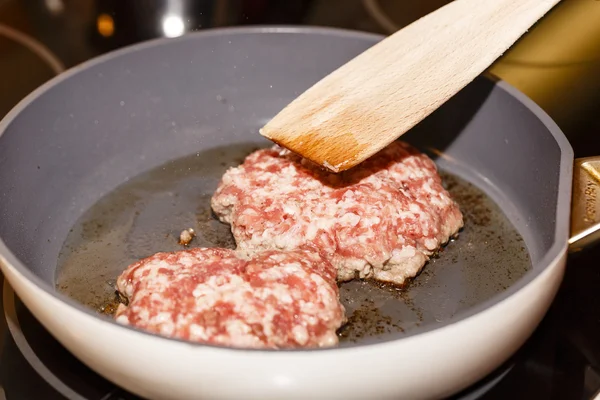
[
  {"left": 211, "top": 141, "right": 464, "bottom": 286},
  {"left": 114, "top": 248, "right": 345, "bottom": 349}
]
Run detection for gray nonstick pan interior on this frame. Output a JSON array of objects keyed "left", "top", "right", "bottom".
[{"left": 0, "top": 27, "right": 572, "bottom": 347}]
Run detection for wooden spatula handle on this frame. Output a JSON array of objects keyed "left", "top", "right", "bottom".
[{"left": 260, "top": 0, "right": 561, "bottom": 172}]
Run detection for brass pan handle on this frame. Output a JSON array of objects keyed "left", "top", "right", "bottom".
[{"left": 569, "top": 157, "right": 600, "bottom": 251}]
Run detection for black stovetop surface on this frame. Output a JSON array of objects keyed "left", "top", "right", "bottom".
[{"left": 0, "top": 1, "right": 599, "bottom": 399}]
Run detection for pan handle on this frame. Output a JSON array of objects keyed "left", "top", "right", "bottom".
[{"left": 569, "top": 156, "right": 600, "bottom": 251}]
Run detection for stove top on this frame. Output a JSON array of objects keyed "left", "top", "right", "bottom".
[{"left": 0, "top": 0, "right": 599, "bottom": 399}]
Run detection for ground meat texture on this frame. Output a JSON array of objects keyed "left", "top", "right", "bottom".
[
  {"left": 114, "top": 248, "right": 345, "bottom": 349},
  {"left": 211, "top": 141, "right": 464, "bottom": 286}
]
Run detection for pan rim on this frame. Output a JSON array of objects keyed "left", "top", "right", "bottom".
[{"left": 0, "top": 25, "right": 574, "bottom": 353}]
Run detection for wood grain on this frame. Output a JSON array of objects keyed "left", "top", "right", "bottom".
[{"left": 260, "top": 0, "right": 561, "bottom": 172}]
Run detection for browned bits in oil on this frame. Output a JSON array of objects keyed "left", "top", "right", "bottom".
[
  {"left": 338, "top": 301, "right": 405, "bottom": 341},
  {"left": 337, "top": 279, "right": 417, "bottom": 342},
  {"left": 98, "top": 302, "right": 118, "bottom": 315},
  {"left": 178, "top": 228, "right": 196, "bottom": 246},
  {"left": 443, "top": 173, "right": 492, "bottom": 227},
  {"left": 98, "top": 292, "right": 123, "bottom": 315}
]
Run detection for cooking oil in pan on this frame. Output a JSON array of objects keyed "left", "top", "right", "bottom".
[{"left": 55, "top": 143, "right": 531, "bottom": 344}]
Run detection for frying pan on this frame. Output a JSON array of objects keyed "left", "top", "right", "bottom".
[{"left": 0, "top": 27, "right": 597, "bottom": 400}]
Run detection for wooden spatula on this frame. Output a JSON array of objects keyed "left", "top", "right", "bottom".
[{"left": 259, "top": 0, "right": 561, "bottom": 173}]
